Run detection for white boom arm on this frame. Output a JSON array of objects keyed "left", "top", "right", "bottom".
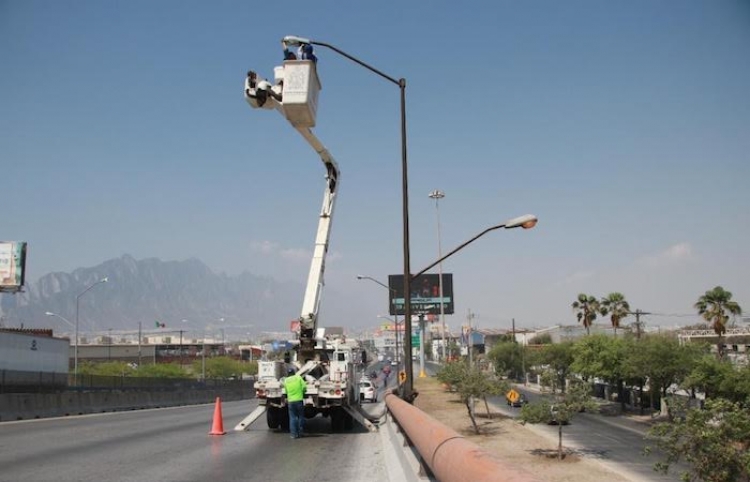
[{"left": 244, "top": 62, "right": 340, "bottom": 357}]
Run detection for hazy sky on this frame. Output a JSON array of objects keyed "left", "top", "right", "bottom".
[{"left": 2, "top": 1, "right": 749, "bottom": 333}]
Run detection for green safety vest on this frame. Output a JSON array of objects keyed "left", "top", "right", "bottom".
[{"left": 284, "top": 374, "right": 307, "bottom": 402}]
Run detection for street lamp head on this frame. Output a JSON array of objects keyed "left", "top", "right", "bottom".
[
  {"left": 356, "top": 275, "right": 365, "bottom": 280},
  {"left": 101, "top": 277, "right": 108, "bottom": 283},
  {"left": 283, "top": 35, "right": 311, "bottom": 46},
  {"left": 504, "top": 214, "right": 538, "bottom": 230},
  {"left": 428, "top": 189, "right": 445, "bottom": 200},
  {"left": 45, "top": 311, "right": 54, "bottom": 316}
]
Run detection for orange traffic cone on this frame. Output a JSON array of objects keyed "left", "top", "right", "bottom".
[{"left": 209, "top": 397, "right": 226, "bottom": 435}]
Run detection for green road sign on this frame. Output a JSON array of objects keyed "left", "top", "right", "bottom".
[{"left": 411, "top": 334, "right": 420, "bottom": 347}]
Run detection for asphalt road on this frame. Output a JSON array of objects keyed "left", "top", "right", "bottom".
[
  {"left": 494, "top": 387, "right": 686, "bottom": 482},
  {"left": 0, "top": 398, "right": 390, "bottom": 482}
]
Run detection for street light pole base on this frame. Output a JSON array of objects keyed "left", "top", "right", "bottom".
[{"left": 419, "top": 370, "right": 427, "bottom": 378}]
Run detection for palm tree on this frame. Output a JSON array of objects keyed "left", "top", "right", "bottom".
[
  {"left": 600, "top": 292, "right": 630, "bottom": 337},
  {"left": 694, "top": 286, "right": 742, "bottom": 359},
  {"left": 572, "top": 294, "right": 599, "bottom": 335}
]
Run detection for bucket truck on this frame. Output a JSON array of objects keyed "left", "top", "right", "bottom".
[{"left": 234, "top": 50, "right": 375, "bottom": 433}]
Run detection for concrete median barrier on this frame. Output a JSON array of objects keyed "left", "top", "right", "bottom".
[
  {"left": 0, "top": 388, "right": 251, "bottom": 422},
  {"left": 384, "top": 392, "right": 542, "bottom": 482}
]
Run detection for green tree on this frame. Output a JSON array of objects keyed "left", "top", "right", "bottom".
[
  {"left": 437, "top": 360, "right": 469, "bottom": 391},
  {"left": 135, "top": 363, "right": 188, "bottom": 378},
  {"left": 191, "top": 356, "right": 246, "bottom": 380},
  {"left": 682, "top": 354, "right": 734, "bottom": 401},
  {"left": 487, "top": 341, "right": 523, "bottom": 380},
  {"left": 534, "top": 341, "right": 575, "bottom": 394},
  {"left": 528, "top": 333, "right": 552, "bottom": 345},
  {"left": 572, "top": 293, "right": 599, "bottom": 335},
  {"left": 243, "top": 360, "right": 259, "bottom": 377},
  {"left": 600, "top": 292, "right": 630, "bottom": 337},
  {"left": 571, "top": 334, "right": 630, "bottom": 409},
  {"left": 646, "top": 398, "right": 750, "bottom": 482},
  {"left": 624, "top": 335, "right": 696, "bottom": 414},
  {"left": 78, "top": 361, "right": 135, "bottom": 377},
  {"left": 520, "top": 378, "right": 599, "bottom": 460},
  {"left": 694, "top": 286, "right": 742, "bottom": 359},
  {"left": 437, "top": 362, "right": 508, "bottom": 434}
]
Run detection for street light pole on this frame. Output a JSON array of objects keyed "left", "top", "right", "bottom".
[
  {"left": 286, "top": 35, "right": 414, "bottom": 399},
  {"left": 377, "top": 314, "right": 401, "bottom": 369},
  {"left": 74, "top": 277, "right": 108, "bottom": 385},
  {"left": 411, "top": 214, "right": 538, "bottom": 280},
  {"left": 429, "top": 189, "right": 447, "bottom": 362},
  {"left": 357, "top": 275, "right": 401, "bottom": 367},
  {"left": 45, "top": 311, "right": 75, "bottom": 372}
]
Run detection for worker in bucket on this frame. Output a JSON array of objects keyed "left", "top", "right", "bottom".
[
  {"left": 284, "top": 368, "right": 307, "bottom": 439},
  {"left": 298, "top": 43, "right": 317, "bottom": 63}
]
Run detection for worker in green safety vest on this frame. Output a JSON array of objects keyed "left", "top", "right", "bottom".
[{"left": 284, "top": 368, "right": 307, "bottom": 439}]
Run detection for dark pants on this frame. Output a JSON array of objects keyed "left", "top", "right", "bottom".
[{"left": 288, "top": 401, "right": 304, "bottom": 438}]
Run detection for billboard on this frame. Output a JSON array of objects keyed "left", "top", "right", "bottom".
[
  {"left": 388, "top": 273, "right": 454, "bottom": 316},
  {"left": 0, "top": 241, "right": 27, "bottom": 293}
]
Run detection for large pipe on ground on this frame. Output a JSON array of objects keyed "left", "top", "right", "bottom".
[{"left": 384, "top": 392, "right": 542, "bottom": 482}]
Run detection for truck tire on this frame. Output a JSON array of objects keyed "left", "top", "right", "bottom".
[
  {"left": 280, "top": 407, "right": 290, "bottom": 431},
  {"left": 330, "top": 408, "right": 344, "bottom": 433},
  {"left": 267, "top": 407, "right": 280, "bottom": 429},
  {"left": 343, "top": 411, "right": 354, "bottom": 430}
]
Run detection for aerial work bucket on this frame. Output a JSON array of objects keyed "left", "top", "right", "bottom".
[{"left": 281, "top": 60, "right": 321, "bottom": 128}]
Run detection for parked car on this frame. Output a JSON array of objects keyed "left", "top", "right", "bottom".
[
  {"left": 547, "top": 405, "right": 570, "bottom": 425},
  {"left": 359, "top": 380, "right": 376, "bottom": 403}
]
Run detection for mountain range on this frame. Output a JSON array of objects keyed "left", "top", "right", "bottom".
[{"left": 0, "top": 255, "right": 313, "bottom": 340}]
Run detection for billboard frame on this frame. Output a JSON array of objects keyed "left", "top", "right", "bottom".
[
  {"left": 0, "top": 241, "right": 27, "bottom": 293},
  {"left": 388, "top": 273, "right": 454, "bottom": 316}
]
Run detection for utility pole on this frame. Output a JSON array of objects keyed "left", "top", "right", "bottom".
[
  {"left": 467, "top": 309, "right": 476, "bottom": 367},
  {"left": 138, "top": 322, "right": 142, "bottom": 366},
  {"left": 429, "top": 189, "right": 447, "bottom": 362},
  {"left": 628, "top": 308, "right": 650, "bottom": 414},
  {"left": 630, "top": 309, "right": 651, "bottom": 339}
]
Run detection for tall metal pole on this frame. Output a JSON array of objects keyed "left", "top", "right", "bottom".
[
  {"left": 429, "top": 189, "right": 446, "bottom": 362},
  {"left": 398, "top": 79, "right": 414, "bottom": 399},
  {"left": 74, "top": 277, "right": 108, "bottom": 385},
  {"left": 138, "top": 321, "right": 142, "bottom": 367},
  {"left": 286, "top": 36, "right": 414, "bottom": 398},
  {"left": 394, "top": 312, "right": 400, "bottom": 366},
  {"left": 467, "top": 309, "right": 475, "bottom": 367},
  {"left": 418, "top": 314, "right": 426, "bottom": 377}
]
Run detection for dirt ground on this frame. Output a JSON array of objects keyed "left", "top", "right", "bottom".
[{"left": 412, "top": 377, "right": 633, "bottom": 482}]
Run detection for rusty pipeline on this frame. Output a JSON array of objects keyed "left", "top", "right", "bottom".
[{"left": 384, "top": 392, "right": 542, "bottom": 482}]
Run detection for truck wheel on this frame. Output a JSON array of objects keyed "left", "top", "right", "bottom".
[
  {"left": 330, "top": 408, "right": 344, "bottom": 433},
  {"left": 343, "top": 411, "right": 354, "bottom": 430},
  {"left": 266, "top": 407, "right": 280, "bottom": 429},
  {"left": 280, "top": 407, "right": 290, "bottom": 431}
]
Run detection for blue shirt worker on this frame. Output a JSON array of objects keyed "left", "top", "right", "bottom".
[{"left": 284, "top": 369, "right": 307, "bottom": 439}]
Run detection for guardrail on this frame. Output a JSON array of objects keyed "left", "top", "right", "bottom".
[{"left": 384, "top": 391, "right": 542, "bottom": 482}]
